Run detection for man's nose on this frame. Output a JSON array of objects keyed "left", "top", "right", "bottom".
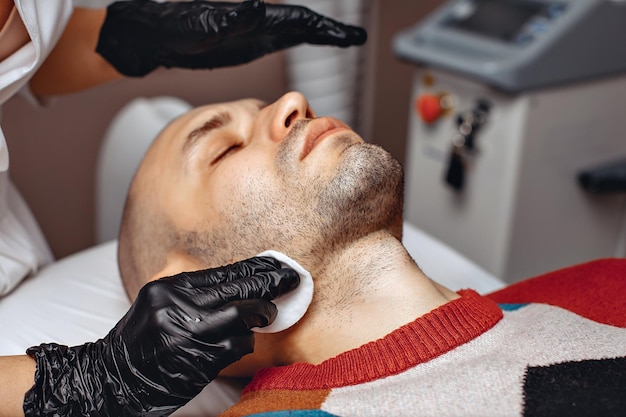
[{"left": 268, "top": 92, "right": 315, "bottom": 142}]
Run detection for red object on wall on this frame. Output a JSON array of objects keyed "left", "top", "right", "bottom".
[{"left": 415, "top": 94, "right": 442, "bottom": 124}]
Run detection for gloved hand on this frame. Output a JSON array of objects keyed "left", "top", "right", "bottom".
[
  {"left": 96, "top": 0, "right": 367, "bottom": 77},
  {"left": 23, "top": 256, "right": 299, "bottom": 417}
]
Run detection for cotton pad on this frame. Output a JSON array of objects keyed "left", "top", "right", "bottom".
[{"left": 253, "top": 250, "right": 314, "bottom": 333}]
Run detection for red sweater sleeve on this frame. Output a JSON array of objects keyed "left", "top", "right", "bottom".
[{"left": 486, "top": 258, "right": 626, "bottom": 327}]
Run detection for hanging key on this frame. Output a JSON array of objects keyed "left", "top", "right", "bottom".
[
  {"left": 444, "top": 134, "right": 468, "bottom": 191},
  {"left": 444, "top": 99, "right": 491, "bottom": 192}
]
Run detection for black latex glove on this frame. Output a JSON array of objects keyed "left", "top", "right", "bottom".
[
  {"left": 23, "top": 256, "right": 299, "bottom": 417},
  {"left": 96, "top": 0, "right": 367, "bottom": 77}
]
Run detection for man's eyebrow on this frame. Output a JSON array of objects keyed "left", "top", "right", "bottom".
[{"left": 183, "top": 111, "right": 232, "bottom": 154}]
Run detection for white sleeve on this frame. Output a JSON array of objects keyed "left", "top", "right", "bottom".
[
  {"left": 0, "top": 176, "right": 53, "bottom": 296},
  {"left": 13, "top": 0, "right": 73, "bottom": 106}
]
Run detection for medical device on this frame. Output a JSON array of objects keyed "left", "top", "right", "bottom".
[{"left": 393, "top": 0, "right": 626, "bottom": 283}]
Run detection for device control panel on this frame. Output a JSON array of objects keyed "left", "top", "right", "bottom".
[
  {"left": 445, "top": 0, "right": 567, "bottom": 46},
  {"left": 393, "top": 0, "right": 626, "bottom": 91}
]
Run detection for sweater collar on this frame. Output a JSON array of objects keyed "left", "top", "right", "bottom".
[{"left": 244, "top": 289, "right": 503, "bottom": 392}]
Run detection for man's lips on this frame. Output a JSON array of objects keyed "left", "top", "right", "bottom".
[{"left": 300, "top": 117, "right": 350, "bottom": 160}]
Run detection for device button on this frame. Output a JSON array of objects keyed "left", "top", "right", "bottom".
[{"left": 416, "top": 94, "right": 443, "bottom": 123}]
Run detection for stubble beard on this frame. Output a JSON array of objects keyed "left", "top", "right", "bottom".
[
  {"left": 269, "top": 130, "right": 405, "bottom": 259},
  {"left": 313, "top": 141, "right": 404, "bottom": 251}
]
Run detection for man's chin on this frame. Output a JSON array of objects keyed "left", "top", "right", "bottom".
[{"left": 319, "top": 143, "right": 404, "bottom": 234}]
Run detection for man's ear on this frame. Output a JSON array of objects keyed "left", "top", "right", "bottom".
[{"left": 149, "top": 252, "right": 205, "bottom": 281}]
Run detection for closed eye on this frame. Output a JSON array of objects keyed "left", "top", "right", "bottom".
[{"left": 212, "top": 143, "right": 242, "bottom": 165}]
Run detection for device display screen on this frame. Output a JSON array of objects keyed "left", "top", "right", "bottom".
[{"left": 447, "top": 0, "right": 544, "bottom": 42}]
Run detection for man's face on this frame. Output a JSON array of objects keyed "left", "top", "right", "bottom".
[{"left": 131, "top": 91, "right": 403, "bottom": 274}]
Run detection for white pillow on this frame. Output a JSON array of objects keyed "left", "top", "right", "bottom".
[{"left": 0, "top": 240, "right": 127, "bottom": 355}]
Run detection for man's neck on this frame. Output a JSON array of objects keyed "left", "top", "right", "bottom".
[{"left": 264, "top": 230, "right": 459, "bottom": 366}]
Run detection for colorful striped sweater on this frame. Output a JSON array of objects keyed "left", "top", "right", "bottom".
[{"left": 220, "top": 258, "right": 626, "bottom": 417}]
